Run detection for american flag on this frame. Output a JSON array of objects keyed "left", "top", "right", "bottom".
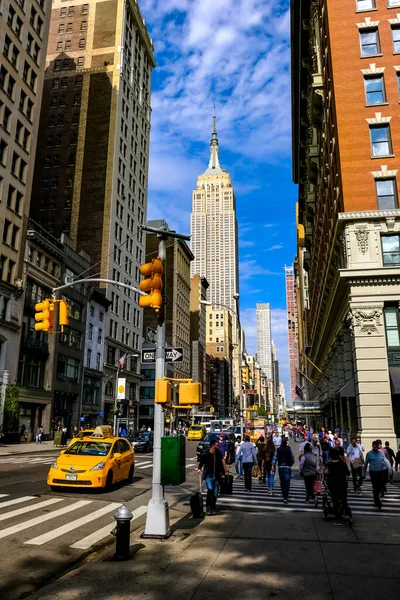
[{"left": 119, "top": 353, "right": 127, "bottom": 370}]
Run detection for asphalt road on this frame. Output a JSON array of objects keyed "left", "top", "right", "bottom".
[{"left": 0, "top": 439, "right": 199, "bottom": 600}]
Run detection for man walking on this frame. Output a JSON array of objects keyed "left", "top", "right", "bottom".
[
  {"left": 234, "top": 435, "right": 243, "bottom": 479},
  {"left": 363, "top": 440, "right": 392, "bottom": 510},
  {"left": 384, "top": 441, "right": 395, "bottom": 484},
  {"left": 197, "top": 439, "right": 227, "bottom": 515},
  {"left": 272, "top": 438, "right": 294, "bottom": 504},
  {"left": 272, "top": 431, "right": 282, "bottom": 449},
  {"left": 377, "top": 439, "right": 390, "bottom": 495},
  {"left": 346, "top": 437, "right": 364, "bottom": 494},
  {"left": 238, "top": 435, "right": 257, "bottom": 493},
  {"left": 300, "top": 443, "right": 318, "bottom": 503}
]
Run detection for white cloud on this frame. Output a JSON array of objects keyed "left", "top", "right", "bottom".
[
  {"left": 241, "top": 306, "right": 289, "bottom": 399},
  {"left": 265, "top": 244, "right": 283, "bottom": 251},
  {"left": 239, "top": 240, "right": 256, "bottom": 248}
]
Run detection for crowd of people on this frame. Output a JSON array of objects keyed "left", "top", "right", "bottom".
[{"left": 197, "top": 425, "right": 400, "bottom": 523}]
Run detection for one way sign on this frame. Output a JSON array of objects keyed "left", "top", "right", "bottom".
[{"left": 141, "top": 347, "right": 183, "bottom": 364}]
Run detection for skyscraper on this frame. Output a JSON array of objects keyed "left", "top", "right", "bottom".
[
  {"left": 190, "top": 116, "right": 239, "bottom": 312},
  {"left": 29, "top": 0, "right": 156, "bottom": 419},
  {"left": 190, "top": 115, "right": 241, "bottom": 402},
  {"left": 256, "top": 303, "right": 272, "bottom": 379},
  {"left": 285, "top": 265, "right": 298, "bottom": 403},
  {"left": 0, "top": 0, "right": 51, "bottom": 383}
]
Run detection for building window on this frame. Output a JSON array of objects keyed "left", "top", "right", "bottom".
[
  {"left": 96, "top": 353, "right": 101, "bottom": 371},
  {"left": 57, "top": 355, "right": 79, "bottom": 380},
  {"left": 370, "top": 125, "right": 392, "bottom": 157},
  {"left": 356, "top": 0, "right": 375, "bottom": 10},
  {"left": 105, "top": 380, "right": 113, "bottom": 396},
  {"left": 141, "top": 369, "right": 155, "bottom": 381},
  {"left": 98, "top": 329, "right": 102, "bottom": 343},
  {"left": 389, "top": 0, "right": 400, "bottom": 9},
  {"left": 86, "top": 348, "right": 91, "bottom": 368},
  {"left": 364, "top": 75, "right": 385, "bottom": 105},
  {"left": 88, "top": 323, "right": 93, "bottom": 340},
  {"left": 382, "top": 235, "right": 400, "bottom": 266},
  {"left": 107, "top": 345, "right": 116, "bottom": 364},
  {"left": 140, "top": 387, "right": 155, "bottom": 400},
  {"left": 360, "top": 29, "right": 380, "bottom": 57},
  {"left": 376, "top": 179, "right": 398, "bottom": 209},
  {"left": 384, "top": 307, "right": 400, "bottom": 347},
  {"left": 77, "top": 56, "right": 84, "bottom": 67}
]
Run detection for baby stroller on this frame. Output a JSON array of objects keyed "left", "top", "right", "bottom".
[{"left": 322, "top": 480, "right": 353, "bottom": 526}]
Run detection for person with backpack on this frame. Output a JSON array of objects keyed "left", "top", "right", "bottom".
[
  {"left": 272, "top": 438, "right": 294, "bottom": 504},
  {"left": 299, "top": 443, "right": 318, "bottom": 503}
]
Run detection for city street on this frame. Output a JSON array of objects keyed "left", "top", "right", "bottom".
[{"left": 0, "top": 441, "right": 199, "bottom": 600}]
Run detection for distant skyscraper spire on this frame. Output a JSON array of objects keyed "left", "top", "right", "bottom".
[{"left": 205, "top": 110, "right": 223, "bottom": 174}]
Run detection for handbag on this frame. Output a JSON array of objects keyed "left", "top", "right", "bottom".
[
  {"left": 351, "top": 457, "right": 363, "bottom": 469},
  {"left": 252, "top": 464, "right": 259, "bottom": 478},
  {"left": 313, "top": 479, "right": 322, "bottom": 494}
]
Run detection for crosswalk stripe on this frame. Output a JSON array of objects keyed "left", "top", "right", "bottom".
[
  {"left": 0, "top": 496, "right": 36, "bottom": 509},
  {"left": 0, "top": 494, "right": 9, "bottom": 499},
  {"left": 0, "top": 500, "right": 91, "bottom": 540},
  {"left": 137, "top": 462, "right": 153, "bottom": 469},
  {"left": 70, "top": 505, "right": 147, "bottom": 550},
  {"left": 25, "top": 502, "right": 122, "bottom": 546},
  {"left": 0, "top": 498, "right": 63, "bottom": 523}
]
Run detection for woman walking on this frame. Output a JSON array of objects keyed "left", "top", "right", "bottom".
[
  {"left": 256, "top": 436, "right": 267, "bottom": 483},
  {"left": 300, "top": 443, "right": 318, "bottom": 503},
  {"left": 238, "top": 435, "right": 257, "bottom": 493},
  {"left": 272, "top": 438, "right": 294, "bottom": 504},
  {"left": 263, "top": 437, "right": 276, "bottom": 493},
  {"left": 327, "top": 448, "right": 352, "bottom": 525}
]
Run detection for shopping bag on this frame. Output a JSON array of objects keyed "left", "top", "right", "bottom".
[
  {"left": 313, "top": 479, "right": 322, "bottom": 494},
  {"left": 252, "top": 464, "right": 259, "bottom": 478}
]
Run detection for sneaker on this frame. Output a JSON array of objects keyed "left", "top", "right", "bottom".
[
  {"left": 283, "top": 499, "right": 288, "bottom": 504},
  {"left": 235, "top": 476, "right": 240, "bottom": 480},
  {"left": 245, "top": 489, "right": 251, "bottom": 493},
  {"left": 334, "top": 520, "right": 342, "bottom": 526},
  {"left": 206, "top": 506, "right": 212, "bottom": 515}
]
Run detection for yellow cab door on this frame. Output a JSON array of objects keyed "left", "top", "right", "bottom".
[
  {"left": 118, "top": 439, "right": 133, "bottom": 479},
  {"left": 111, "top": 440, "right": 124, "bottom": 482}
]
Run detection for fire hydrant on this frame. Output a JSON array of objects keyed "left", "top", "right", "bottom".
[{"left": 111, "top": 505, "right": 133, "bottom": 560}]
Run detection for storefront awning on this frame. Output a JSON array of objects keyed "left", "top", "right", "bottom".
[
  {"left": 390, "top": 367, "right": 400, "bottom": 395},
  {"left": 339, "top": 378, "right": 355, "bottom": 398}
]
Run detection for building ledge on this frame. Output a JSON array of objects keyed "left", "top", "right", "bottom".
[{"left": 338, "top": 209, "right": 400, "bottom": 220}]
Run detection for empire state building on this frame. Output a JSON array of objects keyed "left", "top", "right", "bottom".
[{"left": 190, "top": 117, "right": 239, "bottom": 312}]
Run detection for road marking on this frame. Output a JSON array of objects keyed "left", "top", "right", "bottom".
[
  {"left": 70, "top": 505, "right": 147, "bottom": 550},
  {"left": 0, "top": 498, "right": 64, "bottom": 523},
  {"left": 137, "top": 462, "right": 153, "bottom": 469},
  {"left": 0, "top": 496, "right": 36, "bottom": 509},
  {"left": 0, "top": 500, "right": 91, "bottom": 540},
  {"left": 25, "top": 502, "right": 122, "bottom": 546},
  {"left": 0, "top": 494, "right": 9, "bottom": 499}
]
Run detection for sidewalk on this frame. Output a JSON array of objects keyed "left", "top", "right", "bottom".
[
  {"left": 0, "top": 441, "right": 66, "bottom": 455},
  {"left": 26, "top": 500, "right": 400, "bottom": 600}
]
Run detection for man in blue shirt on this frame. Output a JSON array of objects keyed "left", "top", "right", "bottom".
[{"left": 363, "top": 440, "right": 392, "bottom": 509}]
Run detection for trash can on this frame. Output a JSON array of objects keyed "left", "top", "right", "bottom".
[{"left": 53, "top": 431, "right": 62, "bottom": 447}]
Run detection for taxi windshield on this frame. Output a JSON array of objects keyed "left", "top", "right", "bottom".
[
  {"left": 65, "top": 441, "right": 112, "bottom": 456},
  {"left": 190, "top": 426, "right": 203, "bottom": 431}
]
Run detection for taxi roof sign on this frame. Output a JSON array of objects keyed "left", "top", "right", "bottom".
[{"left": 90, "top": 425, "right": 114, "bottom": 438}]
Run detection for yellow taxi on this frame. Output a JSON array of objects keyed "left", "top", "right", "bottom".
[
  {"left": 47, "top": 426, "right": 135, "bottom": 490},
  {"left": 187, "top": 424, "right": 206, "bottom": 441}
]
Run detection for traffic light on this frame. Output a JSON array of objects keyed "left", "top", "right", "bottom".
[
  {"left": 59, "top": 300, "right": 69, "bottom": 331},
  {"left": 138, "top": 256, "right": 163, "bottom": 312},
  {"left": 179, "top": 382, "right": 202, "bottom": 405},
  {"left": 155, "top": 379, "right": 172, "bottom": 404},
  {"left": 35, "top": 300, "right": 54, "bottom": 332},
  {"left": 241, "top": 367, "right": 249, "bottom": 384}
]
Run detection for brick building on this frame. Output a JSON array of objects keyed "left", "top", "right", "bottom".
[
  {"left": 29, "top": 0, "right": 156, "bottom": 420},
  {"left": 291, "top": 0, "right": 400, "bottom": 445}
]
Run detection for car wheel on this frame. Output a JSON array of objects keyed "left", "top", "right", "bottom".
[
  {"left": 105, "top": 470, "right": 113, "bottom": 491},
  {"left": 127, "top": 465, "right": 134, "bottom": 484}
]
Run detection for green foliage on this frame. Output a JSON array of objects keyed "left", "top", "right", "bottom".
[
  {"left": 256, "top": 406, "right": 268, "bottom": 417},
  {"left": 4, "top": 385, "right": 20, "bottom": 431}
]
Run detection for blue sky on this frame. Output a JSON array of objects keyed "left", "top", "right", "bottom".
[{"left": 140, "top": 0, "right": 297, "bottom": 398}]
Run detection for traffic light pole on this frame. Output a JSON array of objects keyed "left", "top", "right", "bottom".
[{"left": 143, "top": 233, "right": 169, "bottom": 537}]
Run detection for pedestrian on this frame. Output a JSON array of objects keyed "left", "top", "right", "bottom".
[
  {"left": 35, "top": 426, "right": 42, "bottom": 444},
  {"left": 272, "top": 438, "right": 294, "bottom": 503},
  {"left": 263, "top": 437, "right": 276, "bottom": 492},
  {"left": 377, "top": 439, "right": 390, "bottom": 495},
  {"left": 396, "top": 445, "right": 400, "bottom": 472},
  {"left": 299, "top": 443, "right": 318, "bottom": 503},
  {"left": 363, "top": 440, "right": 392, "bottom": 510},
  {"left": 197, "top": 439, "right": 227, "bottom": 515},
  {"left": 356, "top": 436, "right": 365, "bottom": 453},
  {"left": 330, "top": 438, "right": 345, "bottom": 460},
  {"left": 73, "top": 426, "right": 78, "bottom": 438},
  {"left": 19, "top": 424, "right": 26, "bottom": 443},
  {"left": 333, "top": 432, "right": 343, "bottom": 447},
  {"left": 256, "top": 436, "right": 267, "bottom": 483},
  {"left": 384, "top": 441, "right": 395, "bottom": 484},
  {"left": 234, "top": 435, "right": 243, "bottom": 479},
  {"left": 319, "top": 427, "right": 326, "bottom": 440},
  {"left": 141, "top": 425, "right": 146, "bottom": 432},
  {"left": 218, "top": 433, "right": 228, "bottom": 460},
  {"left": 346, "top": 437, "right": 364, "bottom": 494},
  {"left": 272, "top": 431, "right": 282, "bottom": 448},
  {"left": 321, "top": 436, "right": 330, "bottom": 467},
  {"left": 238, "top": 435, "right": 257, "bottom": 493},
  {"left": 327, "top": 448, "right": 352, "bottom": 526},
  {"left": 327, "top": 430, "right": 334, "bottom": 446}
]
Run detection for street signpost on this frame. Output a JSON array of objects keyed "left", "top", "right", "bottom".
[{"left": 141, "top": 347, "right": 183, "bottom": 364}]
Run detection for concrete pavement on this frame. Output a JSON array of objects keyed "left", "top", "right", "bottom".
[
  {"left": 0, "top": 441, "right": 67, "bottom": 455},
  {"left": 25, "top": 501, "right": 400, "bottom": 600}
]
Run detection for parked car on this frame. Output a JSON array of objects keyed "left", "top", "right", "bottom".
[
  {"left": 128, "top": 431, "right": 153, "bottom": 452},
  {"left": 196, "top": 432, "right": 236, "bottom": 464}
]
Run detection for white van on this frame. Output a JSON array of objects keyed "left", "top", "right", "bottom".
[{"left": 202, "top": 421, "right": 212, "bottom": 433}]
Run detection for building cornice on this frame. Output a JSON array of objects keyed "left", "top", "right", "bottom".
[
  {"left": 338, "top": 209, "right": 400, "bottom": 220},
  {"left": 339, "top": 270, "right": 400, "bottom": 285}
]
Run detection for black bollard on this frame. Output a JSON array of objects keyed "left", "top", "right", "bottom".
[{"left": 111, "top": 505, "right": 133, "bottom": 560}]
